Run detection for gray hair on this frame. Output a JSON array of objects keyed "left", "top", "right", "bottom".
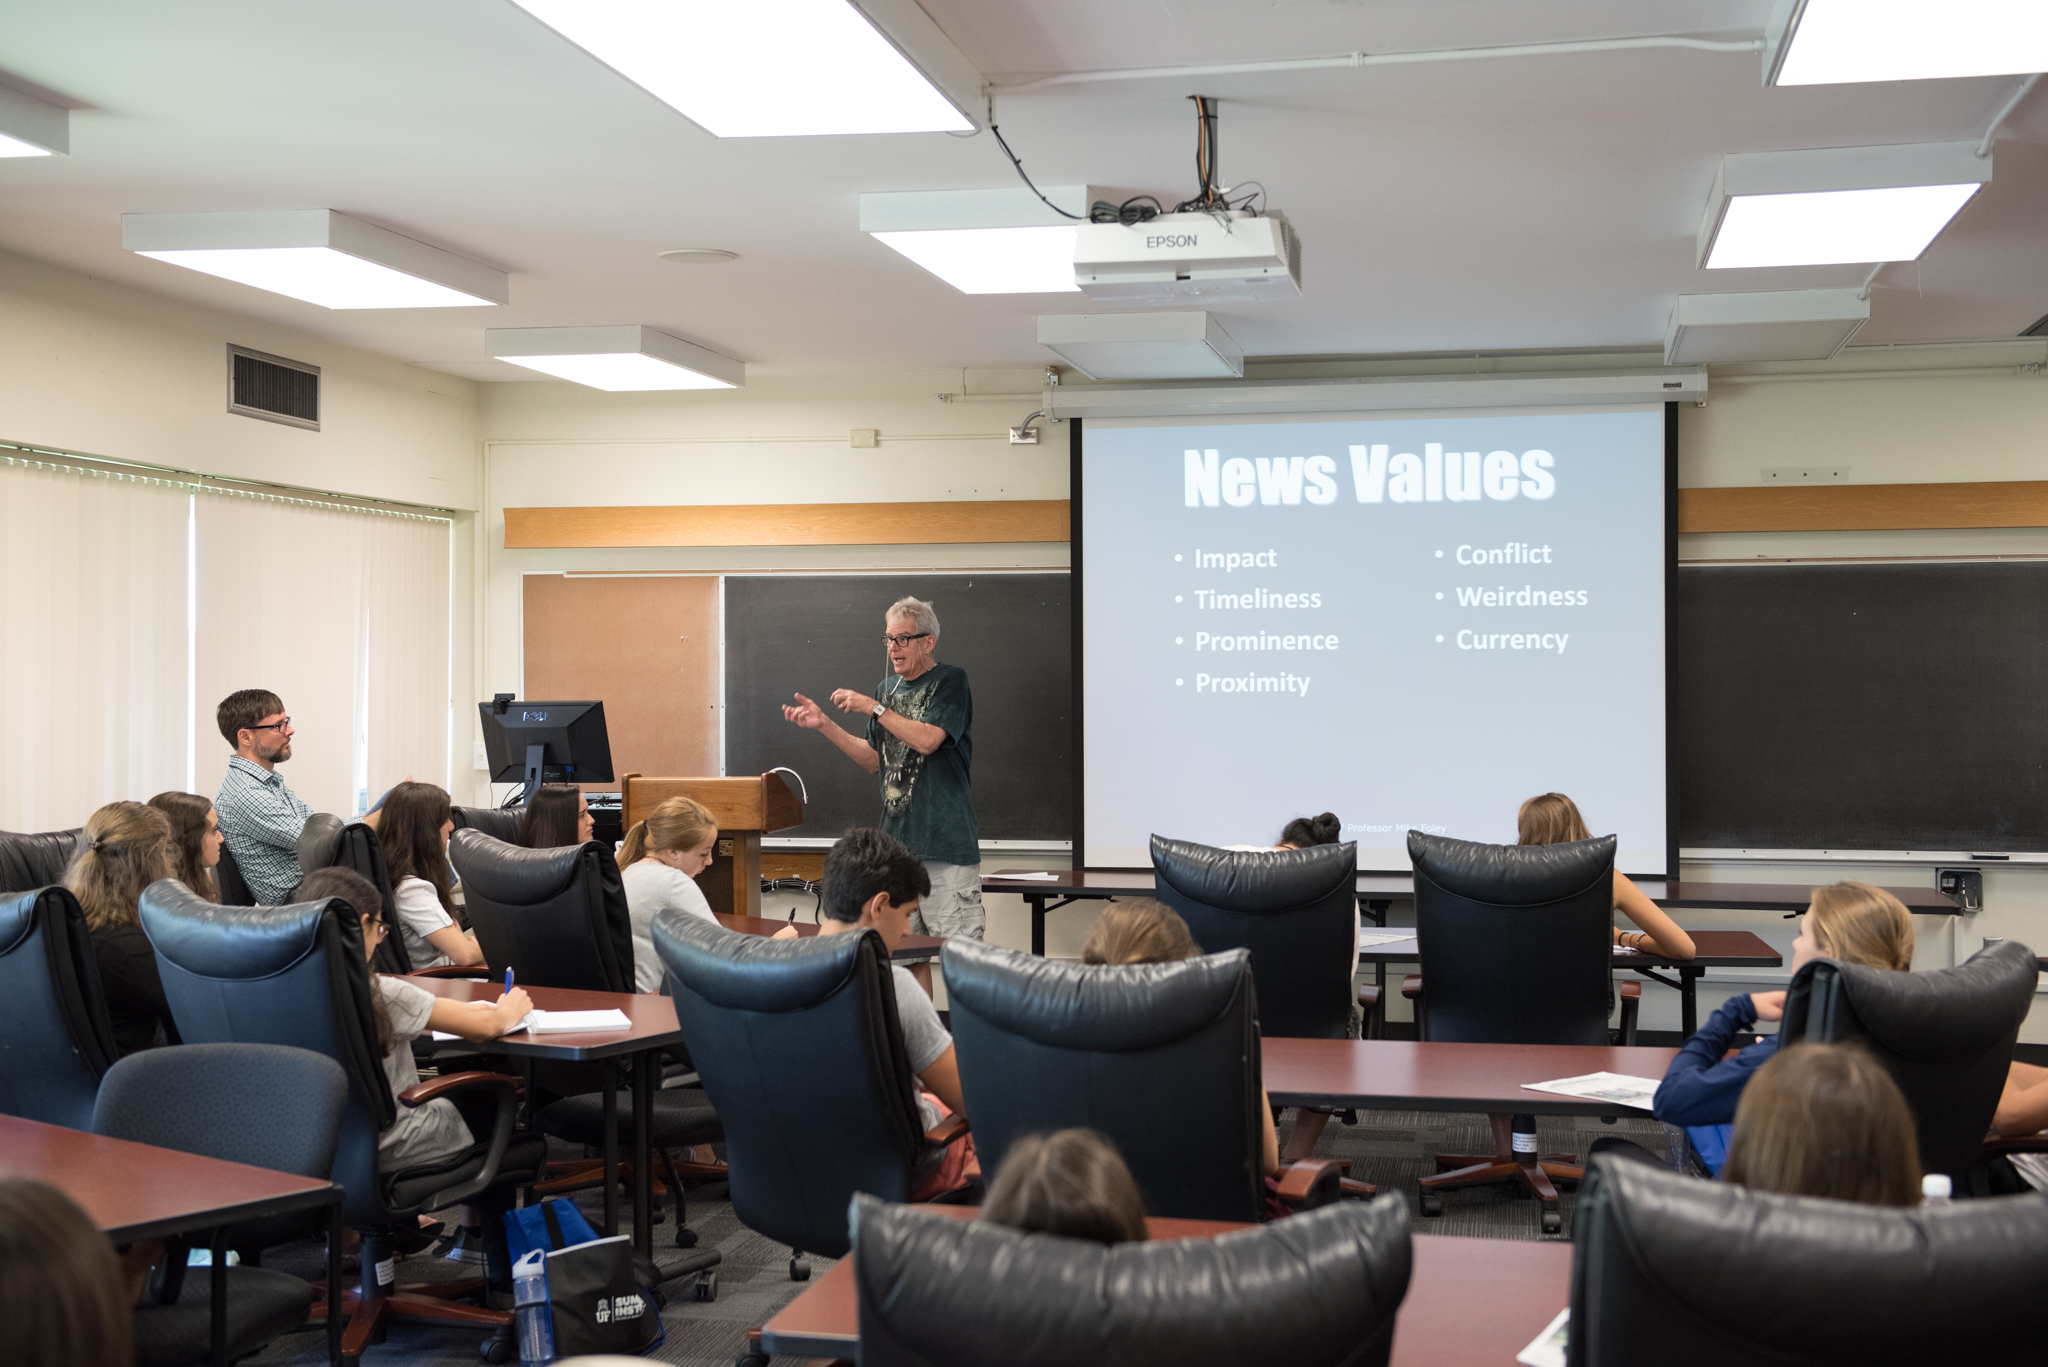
[{"left": 886, "top": 596, "right": 939, "bottom": 640}]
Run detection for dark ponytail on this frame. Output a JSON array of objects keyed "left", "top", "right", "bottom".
[{"left": 1278, "top": 811, "right": 1342, "bottom": 848}]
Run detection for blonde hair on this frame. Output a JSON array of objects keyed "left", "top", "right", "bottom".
[
  {"left": 617, "top": 796, "right": 716, "bottom": 870},
  {"left": 1806, "top": 881, "right": 1915, "bottom": 971},
  {"left": 1723, "top": 1043, "right": 1921, "bottom": 1207},
  {"left": 1080, "top": 900, "right": 1201, "bottom": 966},
  {"left": 1517, "top": 792, "right": 1591, "bottom": 846},
  {"left": 66, "top": 801, "right": 177, "bottom": 933}
]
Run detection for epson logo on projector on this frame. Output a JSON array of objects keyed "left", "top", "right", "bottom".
[
  {"left": 1184, "top": 445, "right": 1556, "bottom": 508},
  {"left": 1147, "top": 234, "right": 1199, "bottom": 249}
]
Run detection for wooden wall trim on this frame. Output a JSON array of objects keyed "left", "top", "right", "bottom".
[
  {"left": 504, "top": 500, "right": 1070, "bottom": 548},
  {"left": 1678, "top": 481, "right": 2048, "bottom": 534}
]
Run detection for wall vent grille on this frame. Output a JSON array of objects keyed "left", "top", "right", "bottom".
[{"left": 227, "top": 345, "right": 320, "bottom": 430}]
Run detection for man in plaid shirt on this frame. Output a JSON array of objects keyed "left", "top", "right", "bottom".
[{"left": 214, "top": 689, "right": 311, "bottom": 905}]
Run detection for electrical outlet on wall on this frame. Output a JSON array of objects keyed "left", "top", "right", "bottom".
[
  {"left": 472, "top": 740, "right": 490, "bottom": 771},
  {"left": 1936, "top": 867, "right": 1984, "bottom": 912}
]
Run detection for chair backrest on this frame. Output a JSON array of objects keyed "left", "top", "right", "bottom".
[
  {"left": 651, "top": 911, "right": 924, "bottom": 1258},
  {"left": 944, "top": 938, "right": 1267, "bottom": 1222},
  {"left": 298, "top": 813, "right": 411, "bottom": 973},
  {"left": 1408, "top": 831, "right": 1616, "bottom": 1045},
  {"left": 93, "top": 1041, "right": 345, "bottom": 1180},
  {"left": 852, "top": 1192, "right": 1413, "bottom": 1367},
  {"left": 138, "top": 877, "right": 394, "bottom": 1225},
  {"left": 452, "top": 805, "right": 526, "bottom": 843},
  {"left": 0, "top": 886, "right": 120, "bottom": 1128},
  {"left": 0, "top": 827, "right": 82, "bottom": 894},
  {"left": 449, "top": 829, "right": 632, "bottom": 990},
  {"left": 1149, "top": 835, "right": 1359, "bottom": 1040},
  {"left": 1781, "top": 939, "right": 2037, "bottom": 1184},
  {"left": 213, "top": 840, "right": 257, "bottom": 906},
  {"left": 1571, "top": 1155, "right": 2046, "bottom": 1365}
]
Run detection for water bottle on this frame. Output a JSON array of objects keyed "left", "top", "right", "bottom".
[
  {"left": 1922, "top": 1173, "right": 1952, "bottom": 1204},
  {"left": 512, "top": 1248, "right": 555, "bottom": 1366}
]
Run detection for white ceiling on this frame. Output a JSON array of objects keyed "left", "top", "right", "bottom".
[{"left": 1, "top": 0, "right": 2044, "bottom": 382}]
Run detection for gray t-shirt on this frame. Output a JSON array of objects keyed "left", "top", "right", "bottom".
[
  {"left": 394, "top": 875, "right": 455, "bottom": 971},
  {"left": 620, "top": 860, "right": 717, "bottom": 993},
  {"left": 866, "top": 662, "right": 980, "bottom": 867},
  {"left": 375, "top": 976, "right": 476, "bottom": 1171},
  {"left": 891, "top": 964, "right": 951, "bottom": 1134}
]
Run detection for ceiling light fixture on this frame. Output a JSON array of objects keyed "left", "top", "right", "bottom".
[
  {"left": 861, "top": 187, "right": 1095, "bottom": 294},
  {"left": 0, "top": 85, "right": 68, "bottom": 157},
  {"left": 1664, "top": 289, "right": 1869, "bottom": 364},
  {"left": 507, "top": 0, "right": 980, "bottom": 137},
  {"left": 122, "top": 210, "right": 507, "bottom": 308},
  {"left": 657, "top": 248, "right": 738, "bottom": 265},
  {"left": 1698, "top": 142, "right": 1989, "bottom": 270},
  {"left": 1766, "top": 0, "right": 2048, "bottom": 85},
  {"left": 486, "top": 325, "right": 743, "bottom": 390},
  {"left": 1038, "top": 312, "right": 1245, "bottom": 380}
]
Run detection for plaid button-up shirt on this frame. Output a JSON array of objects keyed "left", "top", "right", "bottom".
[{"left": 215, "top": 754, "right": 311, "bottom": 904}]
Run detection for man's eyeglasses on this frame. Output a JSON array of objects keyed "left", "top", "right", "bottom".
[
  {"left": 248, "top": 717, "right": 292, "bottom": 732},
  {"left": 882, "top": 633, "right": 931, "bottom": 648}
]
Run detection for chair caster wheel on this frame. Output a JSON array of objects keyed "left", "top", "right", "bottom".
[
  {"left": 675, "top": 1226, "right": 699, "bottom": 1249},
  {"left": 1541, "top": 1210, "right": 1563, "bottom": 1235},
  {"left": 1419, "top": 1192, "right": 1443, "bottom": 1217},
  {"left": 693, "top": 1270, "right": 718, "bottom": 1302},
  {"left": 479, "top": 1333, "right": 515, "bottom": 1364},
  {"left": 789, "top": 1254, "right": 811, "bottom": 1281},
  {"left": 735, "top": 1355, "right": 770, "bottom": 1367}
]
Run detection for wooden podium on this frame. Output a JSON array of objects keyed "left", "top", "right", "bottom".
[{"left": 620, "top": 771, "right": 804, "bottom": 917}]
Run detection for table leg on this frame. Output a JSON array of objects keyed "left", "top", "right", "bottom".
[
  {"left": 210, "top": 1226, "right": 228, "bottom": 1367},
  {"left": 1680, "top": 966, "right": 1701, "bottom": 1037},
  {"left": 1029, "top": 894, "right": 1045, "bottom": 956},
  {"left": 632, "top": 1049, "right": 654, "bottom": 1259},
  {"left": 601, "top": 1060, "right": 619, "bottom": 1237},
  {"left": 327, "top": 1201, "right": 343, "bottom": 1367}
]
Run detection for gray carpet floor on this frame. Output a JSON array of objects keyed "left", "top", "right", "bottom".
[{"left": 236, "top": 1109, "right": 1682, "bottom": 1367}]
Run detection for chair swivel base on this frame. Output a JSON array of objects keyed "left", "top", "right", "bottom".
[
  {"left": 1416, "top": 1116, "right": 1581, "bottom": 1234},
  {"left": 309, "top": 1234, "right": 511, "bottom": 1366}
]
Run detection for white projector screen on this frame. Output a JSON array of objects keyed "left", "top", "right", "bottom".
[{"left": 1078, "top": 406, "right": 1672, "bottom": 873}]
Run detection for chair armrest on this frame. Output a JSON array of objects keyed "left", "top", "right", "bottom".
[
  {"left": 398, "top": 1071, "right": 519, "bottom": 1108},
  {"left": 396, "top": 1072, "right": 521, "bottom": 1213},
  {"left": 406, "top": 965, "right": 497, "bottom": 979},
  {"left": 923, "top": 1113, "right": 969, "bottom": 1146},
  {"left": 1981, "top": 1132, "right": 2048, "bottom": 1155},
  {"left": 1619, "top": 981, "right": 1640, "bottom": 1000},
  {"left": 1274, "top": 1159, "right": 1342, "bottom": 1209},
  {"left": 1617, "top": 980, "right": 1641, "bottom": 1046},
  {"left": 1401, "top": 975, "right": 1421, "bottom": 999},
  {"left": 1357, "top": 985, "right": 1381, "bottom": 1009}
]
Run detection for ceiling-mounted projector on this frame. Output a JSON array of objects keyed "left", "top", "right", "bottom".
[{"left": 1073, "top": 210, "right": 1300, "bottom": 303}]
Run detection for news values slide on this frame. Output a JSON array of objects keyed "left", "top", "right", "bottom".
[{"left": 1080, "top": 409, "right": 1668, "bottom": 871}]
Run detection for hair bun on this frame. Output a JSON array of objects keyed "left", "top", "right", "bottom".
[{"left": 1311, "top": 812, "right": 1341, "bottom": 842}]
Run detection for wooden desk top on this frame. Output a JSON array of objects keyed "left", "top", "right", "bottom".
[
  {"left": 987, "top": 869, "right": 1959, "bottom": 915},
  {"left": 718, "top": 913, "right": 945, "bottom": 962},
  {"left": 1262, "top": 1037, "right": 1678, "bottom": 1116},
  {"left": 761, "top": 1204, "right": 1569, "bottom": 1367},
  {"left": 0, "top": 1114, "right": 337, "bottom": 1244},
  {"left": 1357, "top": 928, "right": 1781, "bottom": 968},
  {"left": 410, "top": 978, "right": 682, "bottom": 1061}
]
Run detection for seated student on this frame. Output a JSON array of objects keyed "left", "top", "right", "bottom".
[
  {"left": 375, "top": 782, "right": 483, "bottom": 970},
  {"left": 1990, "top": 1060, "right": 2048, "bottom": 1193},
  {"left": 519, "top": 783, "right": 592, "bottom": 848},
  {"left": 1518, "top": 792, "right": 1696, "bottom": 959},
  {"left": 1654, "top": 880, "right": 1914, "bottom": 1174},
  {"left": 212, "top": 688, "right": 311, "bottom": 904},
  {"left": 1278, "top": 810, "right": 1342, "bottom": 850},
  {"left": 981, "top": 1128, "right": 1147, "bottom": 1245},
  {"left": 616, "top": 796, "right": 719, "bottom": 994},
  {"left": 147, "top": 791, "right": 223, "bottom": 903},
  {"left": 1721, "top": 1042, "right": 1922, "bottom": 1207},
  {"left": 0, "top": 1177, "right": 133, "bottom": 1367},
  {"left": 1081, "top": 900, "right": 1282, "bottom": 1179},
  {"left": 771, "top": 828, "right": 975, "bottom": 1200},
  {"left": 66, "top": 802, "right": 181, "bottom": 1056}
]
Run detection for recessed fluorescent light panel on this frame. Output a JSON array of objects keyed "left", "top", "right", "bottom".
[
  {"left": 1698, "top": 142, "right": 1990, "bottom": 269},
  {"left": 486, "top": 325, "right": 744, "bottom": 390},
  {"left": 1038, "top": 311, "right": 1245, "bottom": 380},
  {"left": 122, "top": 210, "right": 507, "bottom": 308},
  {"left": 508, "top": 0, "right": 979, "bottom": 137},
  {"left": 861, "top": 186, "right": 1094, "bottom": 294},
  {"left": 1664, "top": 289, "right": 1869, "bottom": 364},
  {"left": 1766, "top": 0, "right": 2048, "bottom": 85},
  {"left": 0, "top": 85, "right": 68, "bottom": 157}
]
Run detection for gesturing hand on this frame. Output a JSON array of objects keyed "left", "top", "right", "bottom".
[
  {"left": 1750, "top": 990, "right": 1786, "bottom": 1022},
  {"left": 831, "top": 689, "right": 878, "bottom": 716},
  {"left": 782, "top": 693, "right": 827, "bottom": 730}
]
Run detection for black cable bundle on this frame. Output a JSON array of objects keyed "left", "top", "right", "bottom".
[{"left": 988, "top": 96, "right": 1261, "bottom": 228}]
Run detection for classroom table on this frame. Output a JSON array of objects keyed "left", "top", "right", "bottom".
[
  {"left": 0, "top": 1112, "right": 344, "bottom": 1367},
  {"left": 717, "top": 912, "right": 945, "bottom": 961},
  {"left": 758, "top": 1202, "right": 1571, "bottom": 1367},
  {"left": 409, "top": 978, "right": 679, "bottom": 1262},
  {"left": 1262, "top": 1037, "right": 1680, "bottom": 1117}
]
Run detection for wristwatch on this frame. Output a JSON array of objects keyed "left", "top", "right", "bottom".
[{"left": 873, "top": 701, "right": 888, "bottom": 717}]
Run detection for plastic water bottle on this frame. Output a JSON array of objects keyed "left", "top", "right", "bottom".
[
  {"left": 1922, "top": 1173, "right": 1952, "bottom": 1204},
  {"left": 512, "top": 1249, "right": 555, "bottom": 1366}
]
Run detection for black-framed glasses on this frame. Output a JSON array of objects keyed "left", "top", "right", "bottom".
[
  {"left": 882, "top": 633, "right": 930, "bottom": 647},
  {"left": 248, "top": 717, "right": 292, "bottom": 732}
]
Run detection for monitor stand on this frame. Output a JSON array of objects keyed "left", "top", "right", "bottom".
[{"left": 519, "top": 743, "right": 548, "bottom": 807}]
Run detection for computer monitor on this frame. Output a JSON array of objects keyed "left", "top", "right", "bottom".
[{"left": 478, "top": 698, "right": 614, "bottom": 805}]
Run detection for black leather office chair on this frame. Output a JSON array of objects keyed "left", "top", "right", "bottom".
[
  {"left": 299, "top": 812, "right": 412, "bottom": 973},
  {"left": 944, "top": 938, "right": 1343, "bottom": 1222},
  {"left": 0, "top": 826, "right": 82, "bottom": 893},
  {"left": 652, "top": 911, "right": 970, "bottom": 1278},
  {"left": 95, "top": 1044, "right": 339, "bottom": 1367},
  {"left": 452, "top": 805, "right": 526, "bottom": 842},
  {"left": 212, "top": 841, "right": 257, "bottom": 906},
  {"left": 1571, "top": 1155, "right": 2046, "bottom": 1365},
  {"left": 851, "top": 1192, "right": 1414, "bottom": 1367},
  {"left": 0, "top": 885, "right": 119, "bottom": 1129},
  {"left": 1407, "top": 830, "right": 1621, "bottom": 1232},
  {"left": 138, "top": 877, "right": 545, "bottom": 1361},
  {"left": 1781, "top": 938, "right": 2037, "bottom": 1190}
]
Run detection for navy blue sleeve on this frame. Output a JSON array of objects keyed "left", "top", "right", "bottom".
[{"left": 1653, "top": 994, "right": 1776, "bottom": 1127}]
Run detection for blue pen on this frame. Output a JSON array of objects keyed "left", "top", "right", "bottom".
[{"left": 504, "top": 966, "right": 515, "bottom": 996}]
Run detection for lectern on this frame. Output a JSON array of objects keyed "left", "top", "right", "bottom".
[{"left": 620, "top": 772, "right": 804, "bottom": 918}]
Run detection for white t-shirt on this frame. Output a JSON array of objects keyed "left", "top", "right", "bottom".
[
  {"left": 619, "top": 859, "right": 717, "bottom": 993},
  {"left": 375, "top": 976, "right": 475, "bottom": 1171},
  {"left": 394, "top": 875, "right": 455, "bottom": 970},
  {"left": 891, "top": 964, "right": 952, "bottom": 1134}
]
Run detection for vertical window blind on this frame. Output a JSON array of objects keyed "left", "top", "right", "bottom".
[{"left": 0, "top": 451, "right": 451, "bottom": 832}]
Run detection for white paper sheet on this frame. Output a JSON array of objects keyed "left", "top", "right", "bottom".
[
  {"left": 1356, "top": 930, "right": 1414, "bottom": 949},
  {"left": 522, "top": 1008, "right": 632, "bottom": 1034},
  {"left": 1517, "top": 1308, "right": 1570, "bottom": 1367},
  {"left": 1521, "top": 1071, "right": 1660, "bottom": 1108},
  {"left": 991, "top": 870, "right": 1060, "bottom": 881}
]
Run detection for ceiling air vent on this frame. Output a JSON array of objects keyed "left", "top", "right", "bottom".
[{"left": 227, "top": 345, "right": 319, "bottom": 430}]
